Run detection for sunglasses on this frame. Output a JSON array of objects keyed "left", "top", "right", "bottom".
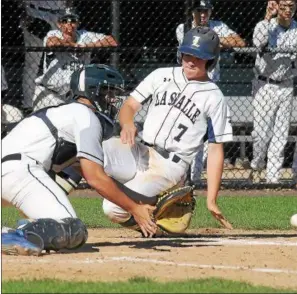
[{"left": 60, "top": 18, "right": 78, "bottom": 24}]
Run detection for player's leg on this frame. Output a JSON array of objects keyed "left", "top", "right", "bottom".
[
  {"left": 2, "top": 159, "right": 87, "bottom": 252},
  {"left": 251, "top": 81, "right": 277, "bottom": 171},
  {"left": 102, "top": 137, "right": 139, "bottom": 183},
  {"left": 266, "top": 85, "right": 294, "bottom": 183},
  {"left": 292, "top": 144, "right": 297, "bottom": 185},
  {"left": 103, "top": 147, "right": 188, "bottom": 224}
]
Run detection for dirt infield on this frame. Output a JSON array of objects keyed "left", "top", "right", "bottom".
[{"left": 2, "top": 228, "right": 297, "bottom": 290}]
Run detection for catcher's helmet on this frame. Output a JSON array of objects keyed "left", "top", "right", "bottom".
[
  {"left": 191, "top": 0, "right": 213, "bottom": 11},
  {"left": 178, "top": 26, "right": 220, "bottom": 71},
  {"left": 70, "top": 64, "right": 125, "bottom": 138}
]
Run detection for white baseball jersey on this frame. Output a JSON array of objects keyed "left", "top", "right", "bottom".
[
  {"left": 35, "top": 30, "right": 106, "bottom": 95},
  {"left": 2, "top": 103, "right": 104, "bottom": 172},
  {"left": 130, "top": 66, "right": 233, "bottom": 164},
  {"left": 176, "top": 20, "right": 236, "bottom": 82},
  {"left": 253, "top": 18, "right": 297, "bottom": 81}
]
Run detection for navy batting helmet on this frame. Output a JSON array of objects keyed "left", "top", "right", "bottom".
[
  {"left": 178, "top": 26, "right": 220, "bottom": 71},
  {"left": 191, "top": 0, "right": 213, "bottom": 11}
]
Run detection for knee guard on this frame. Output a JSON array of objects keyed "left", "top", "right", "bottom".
[{"left": 18, "top": 218, "right": 88, "bottom": 251}]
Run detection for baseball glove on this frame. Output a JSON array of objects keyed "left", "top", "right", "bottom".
[{"left": 154, "top": 186, "right": 196, "bottom": 234}]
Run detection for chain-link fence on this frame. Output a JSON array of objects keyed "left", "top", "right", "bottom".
[{"left": 1, "top": 0, "right": 297, "bottom": 189}]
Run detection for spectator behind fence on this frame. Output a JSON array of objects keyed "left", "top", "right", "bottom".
[
  {"left": 20, "top": 0, "right": 69, "bottom": 110},
  {"left": 249, "top": 0, "right": 297, "bottom": 184},
  {"left": 32, "top": 9, "right": 118, "bottom": 111},
  {"left": 1, "top": 65, "right": 24, "bottom": 136},
  {"left": 175, "top": 0, "right": 246, "bottom": 185},
  {"left": 293, "top": 144, "right": 297, "bottom": 186}
]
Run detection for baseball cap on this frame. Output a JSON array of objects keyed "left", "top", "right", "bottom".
[
  {"left": 191, "top": 0, "right": 213, "bottom": 11},
  {"left": 58, "top": 8, "right": 79, "bottom": 23}
]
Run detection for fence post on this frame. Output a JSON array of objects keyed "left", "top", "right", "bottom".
[{"left": 111, "top": 0, "right": 120, "bottom": 68}]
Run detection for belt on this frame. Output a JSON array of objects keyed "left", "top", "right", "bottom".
[
  {"left": 29, "top": 4, "right": 62, "bottom": 14},
  {"left": 141, "top": 141, "right": 181, "bottom": 164},
  {"left": 257, "top": 75, "right": 282, "bottom": 85},
  {"left": 1, "top": 153, "right": 22, "bottom": 163}
]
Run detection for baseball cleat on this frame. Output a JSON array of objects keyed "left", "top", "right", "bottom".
[{"left": 1, "top": 230, "right": 43, "bottom": 256}]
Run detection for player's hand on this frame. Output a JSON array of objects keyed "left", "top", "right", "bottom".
[
  {"left": 265, "top": 1, "right": 278, "bottom": 20},
  {"left": 120, "top": 123, "right": 137, "bottom": 146},
  {"left": 131, "top": 204, "right": 157, "bottom": 237},
  {"left": 207, "top": 201, "right": 233, "bottom": 229}
]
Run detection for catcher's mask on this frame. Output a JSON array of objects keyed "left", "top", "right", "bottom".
[{"left": 70, "top": 64, "right": 125, "bottom": 139}]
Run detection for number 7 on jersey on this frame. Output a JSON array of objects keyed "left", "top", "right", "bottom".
[{"left": 174, "top": 123, "right": 188, "bottom": 142}]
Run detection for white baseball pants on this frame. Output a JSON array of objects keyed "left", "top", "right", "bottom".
[
  {"left": 102, "top": 137, "right": 189, "bottom": 224},
  {"left": 1, "top": 155, "right": 77, "bottom": 219},
  {"left": 251, "top": 79, "right": 294, "bottom": 182}
]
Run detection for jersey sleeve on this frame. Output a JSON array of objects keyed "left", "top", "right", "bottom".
[
  {"left": 253, "top": 20, "right": 269, "bottom": 48},
  {"left": 205, "top": 92, "right": 233, "bottom": 143},
  {"left": 176, "top": 23, "right": 184, "bottom": 45},
  {"left": 217, "top": 22, "right": 236, "bottom": 37},
  {"left": 130, "top": 68, "right": 161, "bottom": 103},
  {"left": 80, "top": 31, "right": 106, "bottom": 44},
  {"left": 73, "top": 107, "right": 104, "bottom": 166},
  {"left": 44, "top": 30, "right": 62, "bottom": 46}
]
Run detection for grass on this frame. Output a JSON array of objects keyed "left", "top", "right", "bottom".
[
  {"left": 2, "top": 277, "right": 296, "bottom": 293},
  {"left": 2, "top": 195, "right": 297, "bottom": 293},
  {"left": 2, "top": 195, "right": 297, "bottom": 230}
]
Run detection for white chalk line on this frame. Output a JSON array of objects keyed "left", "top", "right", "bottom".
[
  {"left": 3, "top": 256, "right": 297, "bottom": 275},
  {"left": 182, "top": 238, "right": 297, "bottom": 247}
]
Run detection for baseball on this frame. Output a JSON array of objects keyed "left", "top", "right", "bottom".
[{"left": 290, "top": 214, "right": 297, "bottom": 227}]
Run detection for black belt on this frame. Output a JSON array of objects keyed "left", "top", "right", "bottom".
[
  {"left": 258, "top": 75, "right": 282, "bottom": 85},
  {"left": 1, "top": 153, "right": 22, "bottom": 163},
  {"left": 29, "top": 4, "right": 62, "bottom": 14},
  {"left": 141, "top": 141, "right": 181, "bottom": 164}
]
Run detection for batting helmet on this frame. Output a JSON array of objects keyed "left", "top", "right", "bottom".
[
  {"left": 178, "top": 26, "right": 220, "bottom": 71},
  {"left": 191, "top": 0, "right": 213, "bottom": 11}
]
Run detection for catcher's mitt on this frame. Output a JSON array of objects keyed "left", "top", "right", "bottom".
[{"left": 154, "top": 186, "right": 196, "bottom": 234}]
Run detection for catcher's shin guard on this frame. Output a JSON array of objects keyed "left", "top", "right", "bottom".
[{"left": 18, "top": 218, "right": 88, "bottom": 252}]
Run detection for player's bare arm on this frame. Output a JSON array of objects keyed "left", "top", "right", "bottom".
[
  {"left": 83, "top": 35, "right": 118, "bottom": 47},
  {"left": 265, "top": 0, "right": 278, "bottom": 21},
  {"left": 46, "top": 36, "right": 77, "bottom": 47},
  {"left": 207, "top": 143, "right": 233, "bottom": 229},
  {"left": 219, "top": 34, "right": 246, "bottom": 48},
  {"left": 119, "top": 96, "right": 141, "bottom": 146},
  {"left": 80, "top": 158, "right": 157, "bottom": 237}
]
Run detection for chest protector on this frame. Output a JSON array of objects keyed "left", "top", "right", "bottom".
[{"left": 34, "top": 110, "right": 77, "bottom": 167}]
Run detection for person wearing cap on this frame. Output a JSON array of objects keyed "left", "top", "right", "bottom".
[
  {"left": 20, "top": 0, "right": 69, "bottom": 110},
  {"left": 31, "top": 8, "right": 118, "bottom": 111},
  {"left": 176, "top": 0, "right": 245, "bottom": 186}
]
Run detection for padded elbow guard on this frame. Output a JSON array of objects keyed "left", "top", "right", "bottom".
[{"left": 18, "top": 218, "right": 88, "bottom": 251}]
